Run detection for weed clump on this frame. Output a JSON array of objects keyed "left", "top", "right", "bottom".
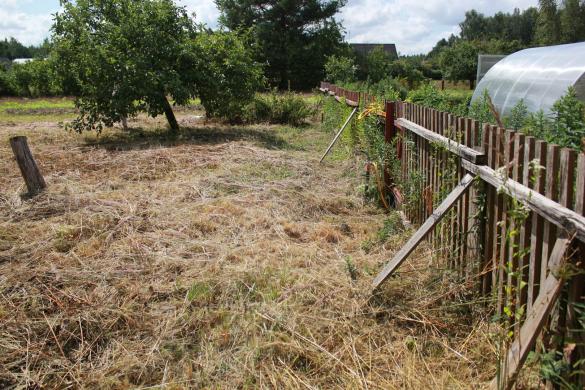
[{"left": 246, "top": 91, "right": 315, "bottom": 126}]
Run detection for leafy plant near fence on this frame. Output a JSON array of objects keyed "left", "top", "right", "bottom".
[
  {"left": 335, "top": 78, "right": 407, "bottom": 102},
  {"left": 400, "top": 83, "right": 585, "bottom": 152},
  {"left": 321, "top": 90, "right": 402, "bottom": 207},
  {"left": 520, "top": 88, "right": 585, "bottom": 151},
  {"left": 322, "top": 94, "right": 352, "bottom": 135},
  {"left": 407, "top": 84, "right": 471, "bottom": 116}
]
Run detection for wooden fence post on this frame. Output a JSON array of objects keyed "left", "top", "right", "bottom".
[
  {"left": 384, "top": 101, "right": 397, "bottom": 206},
  {"left": 10, "top": 136, "right": 46, "bottom": 195}
]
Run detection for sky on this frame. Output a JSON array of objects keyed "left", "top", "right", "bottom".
[{"left": 1, "top": 0, "right": 538, "bottom": 55}]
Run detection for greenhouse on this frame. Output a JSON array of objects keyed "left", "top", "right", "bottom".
[{"left": 471, "top": 42, "right": 585, "bottom": 117}]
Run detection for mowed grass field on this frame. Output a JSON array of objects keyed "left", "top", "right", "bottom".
[{"left": 0, "top": 97, "right": 512, "bottom": 388}]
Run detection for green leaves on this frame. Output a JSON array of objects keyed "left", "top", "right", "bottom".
[
  {"left": 324, "top": 55, "right": 356, "bottom": 84},
  {"left": 190, "top": 30, "right": 263, "bottom": 123},
  {"left": 215, "top": 0, "right": 346, "bottom": 90},
  {"left": 52, "top": 0, "right": 263, "bottom": 131},
  {"left": 439, "top": 40, "right": 478, "bottom": 84},
  {"left": 52, "top": 0, "right": 198, "bottom": 132}
]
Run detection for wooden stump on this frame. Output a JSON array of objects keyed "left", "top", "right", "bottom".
[{"left": 10, "top": 136, "right": 46, "bottom": 195}]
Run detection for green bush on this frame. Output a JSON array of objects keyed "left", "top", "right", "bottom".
[
  {"left": 246, "top": 91, "right": 315, "bottom": 126},
  {"left": 369, "top": 78, "right": 406, "bottom": 101},
  {"left": 504, "top": 87, "right": 585, "bottom": 151},
  {"left": 192, "top": 30, "right": 264, "bottom": 123},
  {"left": 324, "top": 55, "right": 356, "bottom": 84},
  {"left": 407, "top": 84, "right": 471, "bottom": 115},
  {"left": 321, "top": 94, "right": 351, "bottom": 133},
  {"left": 10, "top": 60, "right": 62, "bottom": 97},
  {"left": 0, "top": 67, "right": 16, "bottom": 96},
  {"left": 467, "top": 87, "right": 584, "bottom": 151},
  {"left": 467, "top": 89, "right": 496, "bottom": 126}
]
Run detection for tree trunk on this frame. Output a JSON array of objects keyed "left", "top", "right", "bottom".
[
  {"left": 162, "top": 97, "right": 179, "bottom": 132},
  {"left": 10, "top": 136, "right": 46, "bottom": 196},
  {"left": 470, "top": 79, "right": 476, "bottom": 90}
]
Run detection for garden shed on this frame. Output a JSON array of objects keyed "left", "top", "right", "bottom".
[{"left": 471, "top": 42, "right": 585, "bottom": 117}]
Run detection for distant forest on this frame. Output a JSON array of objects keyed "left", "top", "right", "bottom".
[
  {"left": 2, "top": 0, "right": 585, "bottom": 92},
  {"left": 0, "top": 38, "right": 50, "bottom": 60}
]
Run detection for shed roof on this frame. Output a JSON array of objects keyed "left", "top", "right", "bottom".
[
  {"left": 471, "top": 42, "right": 585, "bottom": 117},
  {"left": 350, "top": 43, "right": 398, "bottom": 59},
  {"left": 12, "top": 58, "right": 34, "bottom": 64}
]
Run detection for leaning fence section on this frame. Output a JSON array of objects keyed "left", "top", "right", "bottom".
[{"left": 320, "top": 81, "right": 585, "bottom": 388}]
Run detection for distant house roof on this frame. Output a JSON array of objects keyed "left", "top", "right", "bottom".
[
  {"left": 13, "top": 58, "right": 34, "bottom": 64},
  {"left": 350, "top": 43, "right": 398, "bottom": 59}
]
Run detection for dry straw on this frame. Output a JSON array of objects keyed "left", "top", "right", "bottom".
[{"left": 0, "top": 109, "right": 513, "bottom": 388}]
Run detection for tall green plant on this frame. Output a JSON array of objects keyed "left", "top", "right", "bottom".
[
  {"left": 52, "top": 0, "right": 199, "bottom": 132},
  {"left": 550, "top": 87, "right": 585, "bottom": 150},
  {"left": 246, "top": 91, "right": 314, "bottom": 126},
  {"left": 190, "top": 30, "right": 264, "bottom": 123},
  {"left": 324, "top": 55, "right": 356, "bottom": 84}
]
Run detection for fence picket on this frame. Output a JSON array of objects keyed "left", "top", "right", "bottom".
[
  {"left": 322, "top": 85, "right": 585, "bottom": 386},
  {"left": 528, "top": 141, "right": 548, "bottom": 311},
  {"left": 482, "top": 125, "right": 495, "bottom": 294},
  {"left": 542, "top": 145, "right": 560, "bottom": 281},
  {"left": 567, "top": 153, "right": 585, "bottom": 386},
  {"left": 518, "top": 136, "right": 535, "bottom": 319}
]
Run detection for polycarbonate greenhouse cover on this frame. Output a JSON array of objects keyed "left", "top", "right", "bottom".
[{"left": 471, "top": 42, "right": 585, "bottom": 117}]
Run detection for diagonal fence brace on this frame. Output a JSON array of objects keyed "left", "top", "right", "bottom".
[
  {"left": 490, "top": 236, "right": 573, "bottom": 390},
  {"left": 372, "top": 173, "right": 475, "bottom": 290},
  {"left": 320, "top": 107, "right": 358, "bottom": 163}
]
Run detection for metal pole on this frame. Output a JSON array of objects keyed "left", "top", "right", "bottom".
[{"left": 319, "top": 107, "right": 358, "bottom": 163}]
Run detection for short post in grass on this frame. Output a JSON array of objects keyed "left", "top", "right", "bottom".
[{"left": 10, "top": 136, "right": 46, "bottom": 196}]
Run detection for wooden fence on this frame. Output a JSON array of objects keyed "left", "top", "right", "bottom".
[{"left": 320, "top": 82, "right": 585, "bottom": 389}]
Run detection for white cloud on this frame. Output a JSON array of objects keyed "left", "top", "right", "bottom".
[
  {"left": 0, "top": 8, "right": 54, "bottom": 45},
  {"left": 180, "top": 0, "right": 220, "bottom": 28},
  {"left": 0, "top": 0, "right": 539, "bottom": 54},
  {"left": 342, "top": 0, "right": 538, "bottom": 54}
]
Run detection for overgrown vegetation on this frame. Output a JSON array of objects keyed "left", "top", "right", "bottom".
[
  {"left": 0, "top": 93, "right": 504, "bottom": 388},
  {"left": 190, "top": 30, "right": 264, "bottom": 123},
  {"left": 216, "top": 0, "right": 347, "bottom": 90},
  {"left": 0, "top": 60, "right": 65, "bottom": 98},
  {"left": 50, "top": 0, "right": 265, "bottom": 132},
  {"left": 367, "top": 82, "right": 585, "bottom": 152},
  {"left": 246, "top": 91, "right": 315, "bottom": 126}
]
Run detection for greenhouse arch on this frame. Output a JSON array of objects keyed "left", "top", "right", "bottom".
[{"left": 471, "top": 42, "right": 585, "bottom": 117}]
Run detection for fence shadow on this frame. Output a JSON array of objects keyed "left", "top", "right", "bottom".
[{"left": 83, "top": 125, "right": 296, "bottom": 152}]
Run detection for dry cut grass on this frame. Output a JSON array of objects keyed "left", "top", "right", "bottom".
[{"left": 0, "top": 109, "right": 500, "bottom": 388}]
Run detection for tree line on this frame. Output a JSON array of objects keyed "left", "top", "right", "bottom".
[
  {"left": 0, "top": 0, "right": 346, "bottom": 132},
  {"left": 432, "top": 0, "right": 585, "bottom": 86},
  {"left": 0, "top": 38, "right": 51, "bottom": 60},
  {"left": 1, "top": 0, "right": 584, "bottom": 133},
  {"left": 325, "top": 0, "right": 585, "bottom": 90}
]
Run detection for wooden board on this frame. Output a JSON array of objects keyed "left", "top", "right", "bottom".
[
  {"left": 461, "top": 160, "right": 585, "bottom": 242},
  {"left": 395, "top": 118, "right": 486, "bottom": 164},
  {"left": 527, "top": 141, "right": 548, "bottom": 310},
  {"left": 517, "top": 136, "right": 535, "bottom": 318},
  {"left": 372, "top": 173, "right": 475, "bottom": 289},
  {"left": 489, "top": 237, "right": 572, "bottom": 390},
  {"left": 481, "top": 125, "right": 495, "bottom": 294},
  {"left": 542, "top": 145, "right": 560, "bottom": 271}
]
